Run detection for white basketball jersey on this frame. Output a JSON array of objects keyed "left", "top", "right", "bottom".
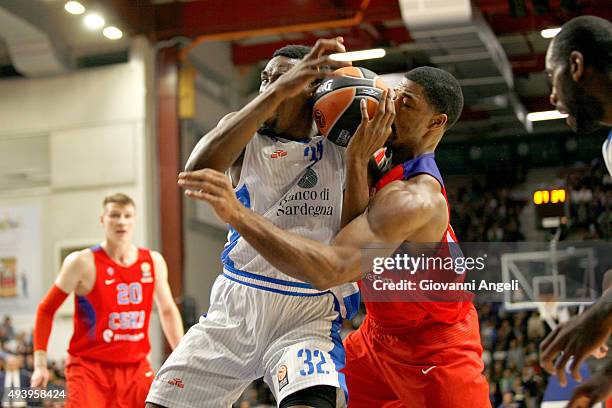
[
  {"left": 603, "top": 129, "right": 612, "bottom": 176},
  {"left": 222, "top": 133, "right": 359, "bottom": 318}
]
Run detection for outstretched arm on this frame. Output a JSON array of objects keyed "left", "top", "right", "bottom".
[
  {"left": 178, "top": 170, "right": 442, "bottom": 289},
  {"left": 152, "top": 251, "right": 184, "bottom": 350},
  {"left": 540, "top": 289, "right": 612, "bottom": 386},
  {"left": 185, "top": 37, "right": 347, "bottom": 173}
]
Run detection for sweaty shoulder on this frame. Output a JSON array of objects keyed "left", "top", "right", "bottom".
[{"left": 367, "top": 174, "right": 448, "bottom": 242}]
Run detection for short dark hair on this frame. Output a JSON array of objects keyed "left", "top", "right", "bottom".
[
  {"left": 550, "top": 15, "right": 612, "bottom": 73},
  {"left": 103, "top": 193, "right": 135, "bottom": 208},
  {"left": 272, "top": 44, "right": 311, "bottom": 60},
  {"left": 405, "top": 66, "right": 464, "bottom": 129}
]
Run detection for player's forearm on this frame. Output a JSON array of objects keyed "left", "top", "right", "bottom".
[
  {"left": 230, "top": 206, "right": 360, "bottom": 290},
  {"left": 341, "top": 157, "right": 370, "bottom": 228},
  {"left": 588, "top": 288, "right": 612, "bottom": 329},
  {"left": 185, "top": 88, "right": 286, "bottom": 172},
  {"left": 33, "top": 350, "right": 47, "bottom": 369},
  {"left": 159, "top": 305, "right": 184, "bottom": 350},
  {"left": 34, "top": 284, "right": 68, "bottom": 353}
]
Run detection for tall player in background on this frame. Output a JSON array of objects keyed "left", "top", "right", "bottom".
[
  {"left": 540, "top": 15, "right": 612, "bottom": 408},
  {"left": 31, "top": 193, "right": 184, "bottom": 408},
  {"left": 179, "top": 67, "right": 491, "bottom": 408},
  {"left": 147, "top": 38, "right": 383, "bottom": 408}
]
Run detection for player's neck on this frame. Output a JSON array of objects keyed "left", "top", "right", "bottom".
[
  {"left": 392, "top": 144, "right": 436, "bottom": 166},
  {"left": 278, "top": 120, "right": 316, "bottom": 141},
  {"left": 102, "top": 240, "right": 137, "bottom": 266}
]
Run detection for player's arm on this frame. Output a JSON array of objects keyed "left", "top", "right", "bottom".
[
  {"left": 540, "top": 288, "right": 612, "bottom": 385},
  {"left": 151, "top": 251, "right": 184, "bottom": 350},
  {"left": 341, "top": 91, "right": 394, "bottom": 227},
  {"left": 179, "top": 170, "right": 442, "bottom": 289},
  {"left": 31, "top": 251, "right": 89, "bottom": 387},
  {"left": 184, "top": 37, "right": 348, "bottom": 173}
]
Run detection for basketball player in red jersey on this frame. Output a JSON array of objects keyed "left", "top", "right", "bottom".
[
  {"left": 30, "top": 193, "right": 184, "bottom": 408},
  {"left": 178, "top": 66, "right": 490, "bottom": 407}
]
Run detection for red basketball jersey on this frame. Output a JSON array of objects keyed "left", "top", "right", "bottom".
[
  {"left": 363, "top": 152, "right": 473, "bottom": 328},
  {"left": 68, "top": 246, "right": 155, "bottom": 363}
]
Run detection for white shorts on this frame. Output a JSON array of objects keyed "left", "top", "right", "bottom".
[{"left": 146, "top": 274, "right": 352, "bottom": 408}]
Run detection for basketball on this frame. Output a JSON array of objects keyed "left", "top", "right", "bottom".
[{"left": 313, "top": 66, "right": 389, "bottom": 147}]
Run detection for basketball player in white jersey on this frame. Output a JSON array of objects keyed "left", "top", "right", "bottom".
[
  {"left": 146, "top": 38, "right": 391, "bottom": 408},
  {"left": 539, "top": 15, "right": 612, "bottom": 408}
]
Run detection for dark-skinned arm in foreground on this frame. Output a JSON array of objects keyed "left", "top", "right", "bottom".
[
  {"left": 178, "top": 169, "right": 447, "bottom": 290},
  {"left": 539, "top": 288, "right": 612, "bottom": 386},
  {"left": 184, "top": 38, "right": 347, "bottom": 173}
]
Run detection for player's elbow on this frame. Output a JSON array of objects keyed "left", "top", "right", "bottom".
[
  {"left": 185, "top": 135, "right": 219, "bottom": 172},
  {"left": 158, "top": 301, "right": 179, "bottom": 318}
]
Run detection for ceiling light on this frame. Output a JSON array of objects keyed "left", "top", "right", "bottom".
[
  {"left": 64, "top": 1, "right": 85, "bottom": 15},
  {"left": 527, "top": 110, "right": 568, "bottom": 121},
  {"left": 329, "top": 48, "right": 386, "bottom": 62},
  {"left": 103, "top": 26, "right": 123, "bottom": 40},
  {"left": 541, "top": 28, "right": 561, "bottom": 39},
  {"left": 84, "top": 13, "right": 105, "bottom": 30}
]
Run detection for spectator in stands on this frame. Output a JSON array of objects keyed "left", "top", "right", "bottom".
[
  {"left": 527, "top": 312, "right": 545, "bottom": 340},
  {"left": 0, "top": 354, "right": 30, "bottom": 407},
  {"left": 507, "top": 339, "right": 525, "bottom": 372},
  {"left": 0, "top": 317, "right": 14, "bottom": 343},
  {"left": 498, "top": 391, "right": 519, "bottom": 408}
]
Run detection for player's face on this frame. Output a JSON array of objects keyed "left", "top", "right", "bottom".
[
  {"left": 388, "top": 79, "right": 436, "bottom": 155},
  {"left": 259, "top": 56, "right": 310, "bottom": 136},
  {"left": 545, "top": 43, "right": 604, "bottom": 134},
  {"left": 101, "top": 203, "right": 135, "bottom": 243}
]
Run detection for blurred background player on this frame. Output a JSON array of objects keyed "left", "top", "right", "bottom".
[
  {"left": 148, "top": 38, "right": 365, "bottom": 408},
  {"left": 31, "top": 193, "right": 184, "bottom": 407},
  {"left": 540, "top": 15, "right": 612, "bottom": 408},
  {"left": 179, "top": 67, "right": 491, "bottom": 408}
]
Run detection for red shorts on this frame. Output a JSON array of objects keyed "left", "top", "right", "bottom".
[
  {"left": 65, "top": 354, "right": 154, "bottom": 408},
  {"left": 343, "top": 305, "right": 491, "bottom": 408}
]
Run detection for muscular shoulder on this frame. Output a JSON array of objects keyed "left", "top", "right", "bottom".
[
  {"left": 65, "top": 249, "right": 94, "bottom": 272},
  {"left": 367, "top": 174, "right": 448, "bottom": 241}
]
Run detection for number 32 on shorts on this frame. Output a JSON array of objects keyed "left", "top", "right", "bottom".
[{"left": 297, "top": 348, "right": 330, "bottom": 376}]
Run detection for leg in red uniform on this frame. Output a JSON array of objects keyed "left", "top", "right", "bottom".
[
  {"left": 344, "top": 306, "right": 491, "bottom": 408},
  {"left": 343, "top": 327, "right": 403, "bottom": 407},
  {"left": 65, "top": 355, "right": 154, "bottom": 408},
  {"left": 116, "top": 358, "right": 155, "bottom": 408},
  {"left": 65, "top": 355, "right": 113, "bottom": 408}
]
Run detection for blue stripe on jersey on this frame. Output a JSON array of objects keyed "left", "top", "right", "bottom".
[
  {"left": 221, "top": 184, "right": 251, "bottom": 263},
  {"left": 223, "top": 262, "right": 315, "bottom": 289},
  {"left": 90, "top": 245, "right": 102, "bottom": 253},
  {"left": 221, "top": 273, "right": 329, "bottom": 297},
  {"left": 330, "top": 297, "right": 349, "bottom": 404},
  {"left": 342, "top": 291, "right": 361, "bottom": 320},
  {"left": 76, "top": 296, "right": 96, "bottom": 338},
  {"left": 402, "top": 153, "right": 444, "bottom": 187}
]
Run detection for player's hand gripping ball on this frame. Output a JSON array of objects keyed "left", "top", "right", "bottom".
[{"left": 313, "top": 66, "right": 388, "bottom": 147}]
